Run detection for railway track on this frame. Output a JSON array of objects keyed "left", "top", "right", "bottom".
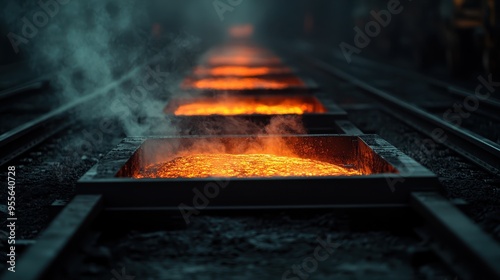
[
  {"left": 0, "top": 56, "right": 164, "bottom": 167},
  {"left": 0, "top": 77, "right": 50, "bottom": 101},
  {"left": 305, "top": 57, "right": 500, "bottom": 176},
  {"left": 2, "top": 42, "right": 500, "bottom": 280},
  {"left": 330, "top": 50, "right": 500, "bottom": 122},
  {"left": 295, "top": 43, "right": 500, "bottom": 138}
]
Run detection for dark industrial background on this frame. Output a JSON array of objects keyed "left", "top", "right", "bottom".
[{"left": 0, "top": 1, "right": 499, "bottom": 279}]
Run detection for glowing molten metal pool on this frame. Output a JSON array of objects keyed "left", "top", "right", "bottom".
[
  {"left": 193, "top": 66, "right": 292, "bottom": 77},
  {"left": 172, "top": 97, "right": 326, "bottom": 115},
  {"left": 78, "top": 135, "right": 438, "bottom": 208},
  {"left": 207, "top": 56, "right": 282, "bottom": 66},
  {"left": 133, "top": 154, "right": 361, "bottom": 178},
  {"left": 183, "top": 77, "right": 305, "bottom": 90}
]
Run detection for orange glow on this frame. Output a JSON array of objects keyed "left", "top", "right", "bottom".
[
  {"left": 134, "top": 154, "right": 361, "bottom": 178},
  {"left": 204, "top": 45, "right": 279, "bottom": 65},
  {"left": 229, "top": 24, "right": 254, "bottom": 38},
  {"left": 183, "top": 77, "right": 305, "bottom": 90},
  {"left": 173, "top": 97, "right": 325, "bottom": 115},
  {"left": 193, "top": 66, "right": 292, "bottom": 77},
  {"left": 209, "top": 46, "right": 273, "bottom": 57},
  {"left": 207, "top": 56, "right": 282, "bottom": 66}
]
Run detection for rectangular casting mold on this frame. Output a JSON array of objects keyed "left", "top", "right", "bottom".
[{"left": 77, "top": 135, "right": 440, "bottom": 208}]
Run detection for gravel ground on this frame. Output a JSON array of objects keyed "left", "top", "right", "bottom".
[
  {"left": 74, "top": 214, "right": 450, "bottom": 280},
  {"left": 0, "top": 87, "right": 60, "bottom": 134},
  {"left": 348, "top": 109, "right": 500, "bottom": 240},
  {"left": 308, "top": 61, "right": 500, "bottom": 241},
  {"left": 0, "top": 117, "right": 125, "bottom": 272}
]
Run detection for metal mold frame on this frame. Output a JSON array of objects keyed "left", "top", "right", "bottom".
[
  {"left": 163, "top": 95, "right": 351, "bottom": 135},
  {"left": 191, "top": 66, "right": 299, "bottom": 78},
  {"left": 180, "top": 74, "right": 319, "bottom": 94}
]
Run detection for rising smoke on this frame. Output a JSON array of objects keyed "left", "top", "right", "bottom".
[
  {"left": 3, "top": 0, "right": 205, "bottom": 135},
  {"left": 3, "top": 0, "right": 311, "bottom": 168}
]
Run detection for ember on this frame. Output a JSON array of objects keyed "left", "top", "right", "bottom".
[
  {"left": 133, "top": 154, "right": 361, "bottom": 178},
  {"left": 182, "top": 77, "right": 305, "bottom": 90},
  {"left": 193, "top": 66, "right": 292, "bottom": 77},
  {"left": 172, "top": 97, "right": 326, "bottom": 115}
]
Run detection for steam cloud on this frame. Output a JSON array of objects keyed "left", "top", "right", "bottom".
[
  {"left": 3, "top": 0, "right": 309, "bottom": 163},
  {"left": 139, "top": 115, "right": 308, "bottom": 168},
  {"left": 3, "top": 0, "right": 202, "bottom": 135}
]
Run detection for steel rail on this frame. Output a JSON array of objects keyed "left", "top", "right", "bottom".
[
  {"left": 411, "top": 192, "right": 500, "bottom": 280},
  {"left": 2, "top": 195, "right": 103, "bottom": 280},
  {"left": 0, "top": 61, "right": 150, "bottom": 166},
  {"left": 0, "top": 78, "right": 49, "bottom": 101},
  {"left": 331, "top": 50, "right": 500, "bottom": 121}
]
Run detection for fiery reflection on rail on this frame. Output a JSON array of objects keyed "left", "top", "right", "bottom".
[{"left": 134, "top": 154, "right": 361, "bottom": 178}]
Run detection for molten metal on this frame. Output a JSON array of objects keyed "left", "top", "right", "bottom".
[
  {"left": 173, "top": 97, "right": 326, "bottom": 115},
  {"left": 207, "top": 56, "right": 282, "bottom": 66},
  {"left": 134, "top": 154, "right": 361, "bottom": 178},
  {"left": 193, "top": 66, "right": 292, "bottom": 77},
  {"left": 183, "top": 77, "right": 305, "bottom": 90}
]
